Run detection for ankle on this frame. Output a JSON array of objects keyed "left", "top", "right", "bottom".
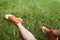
[
  {"left": 17, "top": 23, "right": 23, "bottom": 27},
  {"left": 53, "top": 30, "right": 60, "bottom": 37}
]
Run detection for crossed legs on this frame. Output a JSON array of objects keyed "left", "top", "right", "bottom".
[{"left": 5, "top": 14, "right": 60, "bottom": 40}]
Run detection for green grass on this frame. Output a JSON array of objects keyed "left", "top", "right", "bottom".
[{"left": 0, "top": 0, "right": 60, "bottom": 40}]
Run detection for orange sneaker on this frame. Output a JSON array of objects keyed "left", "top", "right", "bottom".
[
  {"left": 42, "top": 27, "right": 58, "bottom": 40},
  {"left": 5, "top": 14, "right": 23, "bottom": 24}
]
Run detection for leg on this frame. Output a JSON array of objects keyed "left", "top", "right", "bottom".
[
  {"left": 5, "top": 14, "right": 36, "bottom": 40},
  {"left": 42, "top": 27, "right": 58, "bottom": 40},
  {"left": 53, "top": 30, "right": 60, "bottom": 37}
]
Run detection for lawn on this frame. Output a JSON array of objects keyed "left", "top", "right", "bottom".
[{"left": 0, "top": 0, "right": 60, "bottom": 40}]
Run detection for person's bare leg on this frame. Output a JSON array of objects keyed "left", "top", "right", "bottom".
[
  {"left": 53, "top": 30, "right": 60, "bottom": 37},
  {"left": 42, "top": 27, "right": 58, "bottom": 40},
  {"left": 5, "top": 14, "right": 36, "bottom": 40}
]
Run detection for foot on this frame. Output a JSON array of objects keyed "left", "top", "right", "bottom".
[
  {"left": 5, "top": 14, "right": 23, "bottom": 24},
  {"left": 42, "top": 26, "right": 58, "bottom": 40}
]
